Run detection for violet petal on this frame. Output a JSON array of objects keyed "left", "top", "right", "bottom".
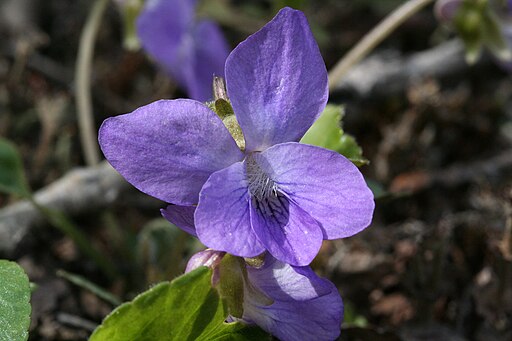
[
  {"left": 99, "top": 99, "right": 243, "bottom": 205},
  {"left": 161, "top": 205, "right": 197, "bottom": 236},
  {"left": 225, "top": 7, "right": 328, "bottom": 152},
  {"left": 243, "top": 256, "right": 343, "bottom": 341},
  {"left": 245, "top": 255, "right": 332, "bottom": 301},
  {"left": 250, "top": 195, "right": 323, "bottom": 266},
  {"left": 185, "top": 249, "right": 224, "bottom": 274},
  {"left": 137, "top": 0, "right": 228, "bottom": 101},
  {"left": 137, "top": 0, "right": 193, "bottom": 76},
  {"left": 195, "top": 161, "right": 266, "bottom": 257},
  {"left": 187, "top": 20, "right": 230, "bottom": 101},
  {"left": 434, "top": 0, "right": 462, "bottom": 22},
  {"left": 257, "top": 142, "right": 375, "bottom": 239}
]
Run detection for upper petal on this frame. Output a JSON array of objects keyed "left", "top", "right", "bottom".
[
  {"left": 195, "top": 161, "right": 265, "bottom": 257},
  {"left": 255, "top": 142, "right": 375, "bottom": 239},
  {"left": 225, "top": 7, "right": 328, "bottom": 152},
  {"left": 243, "top": 256, "right": 343, "bottom": 341},
  {"left": 186, "top": 20, "right": 230, "bottom": 101},
  {"left": 99, "top": 99, "right": 244, "bottom": 205},
  {"left": 137, "top": 0, "right": 228, "bottom": 101},
  {"left": 137, "top": 0, "right": 193, "bottom": 76}
]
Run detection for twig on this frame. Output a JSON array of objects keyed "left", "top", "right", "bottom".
[
  {"left": 328, "top": 0, "right": 435, "bottom": 91},
  {"left": 0, "top": 162, "right": 129, "bottom": 257},
  {"left": 331, "top": 40, "right": 477, "bottom": 101},
  {"left": 75, "top": 0, "right": 109, "bottom": 166}
]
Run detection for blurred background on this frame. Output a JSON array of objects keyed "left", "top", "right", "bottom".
[{"left": 0, "top": 0, "right": 511, "bottom": 340}]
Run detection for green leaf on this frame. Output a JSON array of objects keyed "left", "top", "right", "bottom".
[
  {"left": 202, "top": 322, "right": 272, "bottom": 341},
  {"left": 366, "top": 179, "right": 388, "bottom": 200},
  {"left": 90, "top": 266, "right": 269, "bottom": 341},
  {"left": 337, "top": 134, "right": 368, "bottom": 167},
  {"left": 343, "top": 301, "right": 368, "bottom": 328},
  {"left": 301, "top": 105, "right": 368, "bottom": 166},
  {"left": 0, "top": 138, "right": 31, "bottom": 197},
  {"left": 0, "top": 260, "right": 31, "bottom": 341}
]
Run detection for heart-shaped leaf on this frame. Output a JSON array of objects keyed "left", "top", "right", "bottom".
[
  {"left": 0, "top": 260, "right": 31, "bottom": 341},
  {"left": 90, "top": 266, "right": 270, "bottom": 340}
]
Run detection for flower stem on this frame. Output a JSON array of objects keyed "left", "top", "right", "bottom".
[
  {"left": 75, "top": 0, "right": 109, "bottom": 166},
  {"left": 328, "top": 0, "right": 435, "bottom": 91},
  {"left": 500, "top": 198, "right": 512, "bottom": 261}
]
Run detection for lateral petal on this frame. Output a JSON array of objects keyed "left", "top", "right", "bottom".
[
  {"left": 255, "top": 142, "right": 375, "bottom": 239},
  {"left": 195, "top": 162, "right": 265, "bottom": 257},
  {"left": 161, "top": 205, "right": 196, "bottom": 236},
  {"left": 99, "top": 99, "right": 243, "bottom": 205}
]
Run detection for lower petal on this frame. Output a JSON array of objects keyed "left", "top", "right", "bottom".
[
  {"left": 196, "top": 162, "right": 265, "bottom": 257},
  {"left": 256, "top": 142, "right": 375, "bottom": 240},
  {"left": 246, "top": 255, "right": 332, "bottom": 301},
  {"left": 250, "top": 291, "right": 342, "bottom": 341},
  {"left": 243, "top": 256, "right": 343, "bottom": 341},
  {"left": 250, "top": 195, "right": 323, "bottom": 266},
  {"left": 161, "top": 205, "right": 196, "bottom": 236}
]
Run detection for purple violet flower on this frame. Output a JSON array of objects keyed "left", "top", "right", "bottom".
[
  {"left": 99, "top": 7, "right": 374, "bottom": 266},
  {"left": 186, "top": 250, "right": 343, "bottom": 341},
  {"left": 136, "top": 0, "right": 230, "bottom": 101}
]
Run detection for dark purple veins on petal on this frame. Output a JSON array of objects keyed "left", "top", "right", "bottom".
[{"left": 245, "top": 154, "right": 290, "bottom": 228}]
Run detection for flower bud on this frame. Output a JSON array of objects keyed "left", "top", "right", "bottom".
[{"left": 185, "top": 249, "right": 225, "bottom": 286}]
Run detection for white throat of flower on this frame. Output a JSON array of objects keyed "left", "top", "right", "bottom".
[
  {"left": 245, "top": 154, "right": 278, "bottom": 202},
  {"left": 245, "top": 154, "right": 289, "bottom": 225}
]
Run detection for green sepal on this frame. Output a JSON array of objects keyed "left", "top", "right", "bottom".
[
  {"left": 209, "top": 97, "right": 245, "bottom": 151},
  {"left": 218, "top": 254, "right": 246, "bottom": 318},
  {"left": 217, "top": 254, "right": 273, "bottom": 319},
  {"left": 215, "top": 99, "right": 235, "bottom": 119}
]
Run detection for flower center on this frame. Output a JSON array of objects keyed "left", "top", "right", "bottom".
[
  {"left": 245, "top": 154, "right": 278, "bottom": 202},
  {"left": 245, "top": 154, "right": 289, "bottom": 226}
]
